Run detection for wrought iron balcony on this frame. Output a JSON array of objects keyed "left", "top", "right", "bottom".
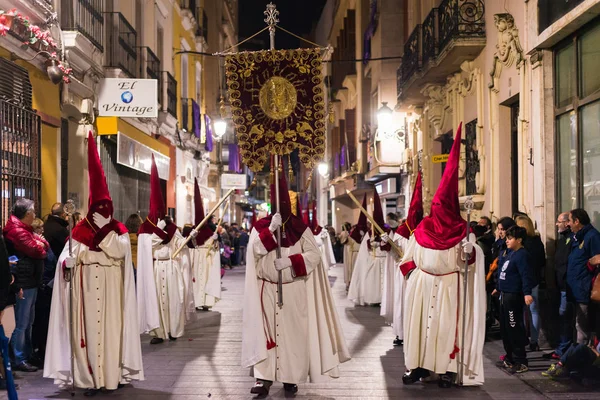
[
  {"left": 397, "top": 0, "right": 486, "bottom": 106},
  {"left": 180, "top": 0, "right": 208, "bottom": 40},
  {"left": 139, "top": 47, "right": 161, "bottom": 105},
  {"left": 104, "top": 12, "right": 137, "bottom": 78},
  {"left": 181, "top": 98, "right": 192, "bottom": 132},
  {"left": 61, "top": 0, "right": 104, "bottom": 51},
  {"left": 163, "top": 71, "right": 178, "bottom": 118}
]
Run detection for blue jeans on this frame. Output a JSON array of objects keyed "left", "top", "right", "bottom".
[
  {"left": 556, "top": 291, "right": 573, "bottom": 355},
  {"left": 10, "top": 288, "right": 38, "bottom": 365},
  {"left": 526, "top": 285, "right": 540, "bottom": 344}
]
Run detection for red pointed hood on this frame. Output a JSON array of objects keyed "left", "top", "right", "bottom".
[
  {"left": 72, "top": 131, "right": 126, "bottom": 250},
  {"left": 396, "top": 171, "right": 423, "bottom": 239},
  {"left": 148, "top": 155, "right": 165, "bottom": 224},
  {"left": 372, "top": 189, "right": 386, "bottom": 237},
  {"left": 302, "top": 201, "right": 310, "bottom": 226},
  {"left": 349, "top": 194, "right": 368, "bottom": 243},
  {"left": 310, "top": 200, "right": 322, "bottom": 235},
  {"left": 414, "top": 123, "right": 466, "bottom": 250},
  {"left": 87, "top": 131, "right": 111, "bottom": 208},
  {"left": 193, "top": 178, "right": 215, "bottom": 246},
  {"left": 253, "top": 164, "right": 308, "bottom": 247}
]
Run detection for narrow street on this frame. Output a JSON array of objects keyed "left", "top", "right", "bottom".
[{"left": 8, "top": 264, "right": 598, "bottom": 400}]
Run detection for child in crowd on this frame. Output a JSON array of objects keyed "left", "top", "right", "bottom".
[
  {"left": 493, "top": 225, "right": 536, "bottom": 374},
  {"left": 542, "top": 339, "right": 600, "bottom": 383}
]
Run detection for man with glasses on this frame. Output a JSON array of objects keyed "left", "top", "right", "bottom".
[{"left": 543, "top": 212, "right": 573, "bottom": 360}]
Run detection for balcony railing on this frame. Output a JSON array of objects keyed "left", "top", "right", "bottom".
[
  {"left": 163, "top": 71, "right": 177, "bottom": 118},
  {"left": 104, "top": 12, "right": 137, "bottom": 78},
  {"left": 61, "top": 0, "right": 104, "bottom": 51},
  {"left": 397, "top": 0, "right": 485, "bottom": 103},
  {"left": 138, "top": 47, "right": 161, "bottom": 105},
  {"left": 180, "top": 0, "right": 208, "bottom": 40},
  {"left": 181, "top": 98, "right": 191, "bottom": 132}
]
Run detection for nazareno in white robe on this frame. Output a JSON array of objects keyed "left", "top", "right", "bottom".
[
  {"left": 242, "top": 227, "right": 350, "bottom": 384},
  {"left": 347, "top": 233, "right": 386, "bottom": 305},
  {"left": 44, "top": 232, "right": 144, "bottom": 389},
  {"left": 136, "top": 231, "right": 188, "bottom": 339},
  {"left": 340, "top": 232, "right": 359, "bottom": 287},
  {"left": 313, "top": 231, "right": 336, "bottom": 269},
  {"left": 380, "top": 233, "right": 408, "bottom": 339},
  {"left": 401, "top": 235, "right": 486, "bottom": 386},
  {"left": 190, "top": 240, "right": 221, "bottom": 308}
]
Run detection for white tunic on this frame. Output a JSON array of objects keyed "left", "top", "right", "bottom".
[
  {"left": 347, "top": 233, "right": 386, "bottom": 305},
  {"left": 313, "top": 231, "right": 336, "bottom": 269},
  {"left": 402, "top": 235, "right": 486, "bottom": 386},
  {"left": 380, "top": 233, "right": 408, "bottom": 340},
  {"left": 340, "top": 232, "right": 359, "bottom": 287},
  {"left": 242, "top": 228, "right": 350, "bottom": 384},
  {"left": 191, "top": 241, "right": 221, "bottom": 308},
  {"left": 44, "top": 232, "right": 143, "bottom": 390}
]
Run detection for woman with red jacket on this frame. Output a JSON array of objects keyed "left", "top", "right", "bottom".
[{"left": 2, "top": 198, "right": 49, "bottom": 372}]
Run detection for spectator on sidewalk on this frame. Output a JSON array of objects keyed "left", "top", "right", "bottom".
[
  {"left": 42, "top": 203, "right": 68, "bottom": 259},
  {"left": 566, "top": 209, "right": 600, "bottom": 345},
  {"left": 0, "top": 233, "right": 18, "bottom": 391},
  {"left": 515, "top": 215, "right": 545, "bottom": 351},
  {"left": 542, "top": 340, "right": 600, "bottom": 381},
  {"left": 543, "top": 212, "right": 573, "bottom": 360},
  {"left": 238, "top": 228, "right": 249, "bottom": 265},
  {"left": 30, "top": 218, "right": 56, "bottom": 366},
  {"left": 494, "top": 226, "right": 536, "bottom": 374},
  {"left": 2, "top": 198, "right": 49, "bottom": 372}
]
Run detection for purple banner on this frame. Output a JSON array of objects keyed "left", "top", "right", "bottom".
[
  {"left": 340, "top": 144, "right": 347, "bottom": 167},
  {"left": 192, "top": 100, "right": 201, "bottom": 138},
  {"left": 228, "top": 143, "right": 242, "bottom": 173},
  {"left": 204, "top": 114, "right": 213, "bottom": 152}
]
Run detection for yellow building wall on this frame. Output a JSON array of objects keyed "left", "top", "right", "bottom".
[
  {"left": 0, "top": 49, "right": 60, "bottom": 215},
  {"left": 173, "top": 8, "right": 200, "bottom": 124}
]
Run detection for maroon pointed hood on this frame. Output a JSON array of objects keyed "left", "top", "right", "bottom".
[
  {"left": 138, "top": 155, "right": 173, "bottom": 242},
  {"left": 414, "top": 123, "right": 466, "bottom": 250},
  {"left": 192, "top": 178, "right": 215, "bottom": 246},
  {"left": 349, "top": 194, "right": 368, "bottom": 243},
  {"left": 396, "top": 171, "right": 423, "bottom": 239},
  {"left": 310, "top": 200, "right": 322, "bottom": 235}
]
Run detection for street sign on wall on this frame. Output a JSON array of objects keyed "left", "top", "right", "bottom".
[
  {"left": 98, "top": 78, "right": 158, "bottom": 118},
  {"left": 221, "top": 173, "right": 247, "bottom": 189},
  {"left": 432, "top": 154, "right": 450, "bottom": 163}
]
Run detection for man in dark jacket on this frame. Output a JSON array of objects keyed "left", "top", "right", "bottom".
[
  {"left": 42, "top": 202, "right": 68, "bottom": 259},
  {"left": 567, "top": 208, "right": 600, "bottom": 346},
  {"left": 2, "top": 198, "right": 49, "bottom": 372},
  {"left": 544, "top": 212, "right": 573, "bottom": 360}
]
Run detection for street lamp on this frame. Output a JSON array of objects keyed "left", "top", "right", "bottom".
[
  {"left": 377, "top": 102, "right": 393, "bottom": 134},
  {"left": 317, "top": 162, "right": 329, "bottom": 178},
  {"left": 214, "top": 119, "right": 227, "bottom": 140}
]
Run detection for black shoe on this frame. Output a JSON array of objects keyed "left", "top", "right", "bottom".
[
  {"left": 542, "top": 351, "right": 561, "bottom": 360},
  {"left": 14, "top": 362, "right": 37, "bottom": 372},
  {"left": 150, "top": 338, "right": 164, "bottom": 345},
  {"left": 283, "top": 383, "right": 298, "bottom": 394},
  {"left": 393, "top": 337, "right": 403, "bottom": 347},
  {"left": 402, "top": 368, "right": 429, "bottom": 384},
  {"left": 250, "top": 379, "right": 272, "bottom": 396},
  {"left": 28, "top": 355, "right": 44, "bottom": 368},
  {"left": 84, "top": 388, "right": 100, "bottom": 397},
  {"left": 528, "top": 342, "right": 540, "bottom": 352},
  {"left": 438, "top": 373, "right": 454, "bottom": 388},
  {"left": 169, "top": 335, "right": 177, "bottom": 341}
]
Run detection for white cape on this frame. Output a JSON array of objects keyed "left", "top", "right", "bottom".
[
  {"left": 380, "top": 234, "right": 407, "bottom": 339},
  {"left": 347, "top": 233, "right": 385, "bottom": 305},
  {"left": 241, "top": 228, "right": 350, "bottom": 380},
  {"left": 137, "top": 233, "right": 160, "bottom": 333},
  {"left": 44, "top": 234, "right": 144, "bottom": 385}
]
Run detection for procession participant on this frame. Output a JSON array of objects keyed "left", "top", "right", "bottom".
[
  {"left": 188, "top": 178, "right": 221, "bottom": 311},
  {"left": 342, "top": 195, "right": 367, "bottom": 291},
  {"left": 309, "top": 201, "right": 336, "bottom": 269},
  {"left": 381, "top": 171, "right": 423, "bottom": 347},
  {"left": 242, "top": 170, "right": 350, "bottom": 396},
  {"left": 44, "top": 132, "right": 143, "bottom": 396},
  {"left": 348, "top": 190, "right": 391, "bottom": 306},
  {"left": 137, "top": 156, "right": 189, "bottom": 344},
  {"left": 400, "top": 124, "right": 486, "bottom": 387}
]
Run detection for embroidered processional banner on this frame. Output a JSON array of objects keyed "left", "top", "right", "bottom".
[{"left": 225, "top": 48, "right": 325, "bottom": 173}]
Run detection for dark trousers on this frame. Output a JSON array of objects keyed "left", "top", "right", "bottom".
[
  {"left": 560, "top": 343, "right": 599, "bottom": 376},
  {"left": 32, "top": 285, "right": 52, "bottom": 359},
  {"left": 556, "top": 291, "right": 574, "bottom": 356},
  {"left": 500, "top": 291, "right": 528, "bottom": 366}
]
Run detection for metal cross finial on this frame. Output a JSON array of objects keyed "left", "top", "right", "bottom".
[
  {"left": 264, "top": 2, "right": 279, "bottom": 31},
  {"left": 464, "top": 196, "right": 475, "bottom": 215}
]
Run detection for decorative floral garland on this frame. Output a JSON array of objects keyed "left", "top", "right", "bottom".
[{"left": 0, "top": 8, "right": 73, "bottom": 83}]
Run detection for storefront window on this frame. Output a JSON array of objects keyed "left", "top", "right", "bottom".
[{"left": 555, "top": 19, "right": 600, "bottom": 219}]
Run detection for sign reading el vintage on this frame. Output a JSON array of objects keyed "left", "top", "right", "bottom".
[
  {"left": 221, "top": 173, "right": 247, "bottom": 190},
  {"left": 98, "top": 78, "right": 158, "bottom": 118},
  {"left": 432, "top": 154, "right": 450, "bottom": 163}
]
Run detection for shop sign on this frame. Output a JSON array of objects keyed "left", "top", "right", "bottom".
[
  {"left": 432, "top": 154, "right": 450, "bottom": 163},
  {"left": 98, "top": 79, "right": 158, "bottom": 118},
  {"left": 221, "top": 173, "right": 247, "bottom": 189},
  {"left": 117, "top": 133, "right": 169, "bottom": 179}
]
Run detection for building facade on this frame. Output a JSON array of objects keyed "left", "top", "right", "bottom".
[{"left": 0, "top": 0, "right": 238, "bottom": 226}]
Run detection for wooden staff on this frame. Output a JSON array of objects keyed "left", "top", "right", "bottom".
[
  {"left": 345, "top": 190, "right": 403, "bottom": 257},
  {"left": 173, "top": 188, "right": 235, "bottom": 258}
]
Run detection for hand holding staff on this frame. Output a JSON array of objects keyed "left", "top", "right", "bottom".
[
  {"left": 173, "top": 188, "right": 235, "bottom": 258},
  {"left": 345, "top": 190, "right": 404, "bottom": 258}
]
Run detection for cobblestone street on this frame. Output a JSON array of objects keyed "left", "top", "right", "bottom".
[{"left": 6, "top": 265, "right": 598, "bottom": 399}]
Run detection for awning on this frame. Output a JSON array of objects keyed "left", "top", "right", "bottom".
[{"left": 96, "top": 117, "right": 169, "bottom": 156}]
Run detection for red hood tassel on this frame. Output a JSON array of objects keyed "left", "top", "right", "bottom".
[
  {"left": 266, "top": 339, "right": 276, "bottom": 350},
  {"left": 449, "top": 345, "right": 460, "bottom": 360}
]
